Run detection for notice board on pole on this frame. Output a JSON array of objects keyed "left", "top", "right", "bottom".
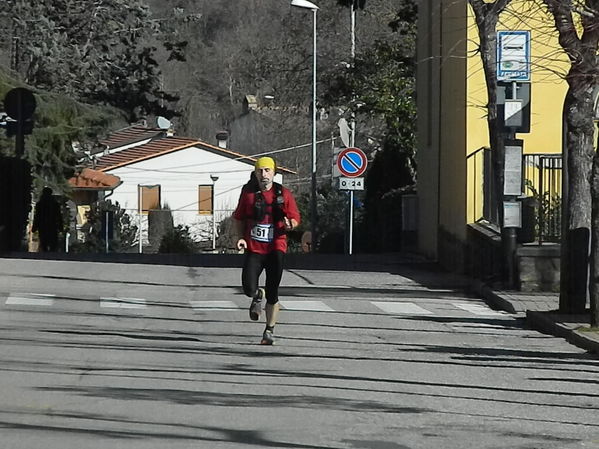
[{"left": 504, "top": 140, "right": 523, "bottom": 196}]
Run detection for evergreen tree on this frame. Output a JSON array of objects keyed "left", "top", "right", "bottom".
[{"left": 0, "top": 0, "right": 184, "bottom": 121}]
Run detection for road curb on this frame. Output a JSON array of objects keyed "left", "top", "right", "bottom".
[
  {"left": 526, "top": 310, "right": 599, "bottom": 355},
  {"left": 472, "top": 280, "right": 599, "bottom": 354},
  {"left": 470, "top": 280, "right": 519, "bottom": 314}
]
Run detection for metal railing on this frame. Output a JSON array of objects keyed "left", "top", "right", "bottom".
[
  {"left": 468, "top": 146, "right": 498, "bottom": 226},
  {"left": 469, "top": 148, "right": 563, "bottom": 244},
  {"left": 523, "top": 153, "right": 562, "bottom": 243}
]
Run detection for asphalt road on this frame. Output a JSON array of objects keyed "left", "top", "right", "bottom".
[{"left": 0, "top": 258, "right": 598, "bottom": 449}]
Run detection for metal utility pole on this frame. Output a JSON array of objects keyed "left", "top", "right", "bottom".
[
  {"left": 291, "top": 0, "right": 319, "bottom": 252},
  {"left": 348, "top": 5, "right": 356, "bottom": 255},
  {"left": 211, "top": 174, "right": 219, "bottom": 251}
]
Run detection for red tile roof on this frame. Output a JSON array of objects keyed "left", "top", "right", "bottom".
[
  {"left": 68, "top": 168, "right": 122, "bottom": 190},
  {"left": 98, "top": 126, "right": 165, "bottom": 151},
  {"left": 93, "top": 136, "right": 295, "bottom": 174}
]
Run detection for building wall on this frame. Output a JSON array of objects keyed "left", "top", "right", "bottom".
[
  {"left": 105, "top": 147, "right": 283, "bottom": 241},
  {"left": 417, "top": 0, "right": 469, "bottom": 263},
  {"left": 418, "top": 0, "right": 570, "bottom": 269},
  {"left": 465, "top": 2, "right": 570, "bottom": 224},
  {"left": 416, "top": 0, "right": 442, "bottom": 259}
]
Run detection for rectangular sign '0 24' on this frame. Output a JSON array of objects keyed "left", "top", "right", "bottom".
[{"left": 339, "top": 177, "right": 364, "bottom": 191}]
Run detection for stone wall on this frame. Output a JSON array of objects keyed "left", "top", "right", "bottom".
[{"left": 516, "top": 244, "right": 560, "bottom": 292}]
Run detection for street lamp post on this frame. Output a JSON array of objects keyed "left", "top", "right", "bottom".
[
  {"left": 291, "top": 0, "right": 318, "bottom": 252},
  {"left": 210, "top": 174, "right": 219, "bottom": 251},
  {"left": 349, "top": 4, "right": 356, "bottom": 255}
]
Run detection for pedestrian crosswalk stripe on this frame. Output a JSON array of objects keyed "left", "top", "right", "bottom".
[
  {"left": 452, "top": 303, "right": 504, "bottom": 316},
  {"left": 6, "top": 293, "right": 55, "bottom": 306},
  {"left": 282, "top": 301, "right": 334, "bottom": 311},
  {"left": 372, "top": 302, "right": 433, "bottom": 315},
  {"left": 190, "top": 300, "right": 240, "bottom": 310},
  {"left": 1, "top": 293, "right": 509, "bottom": 318},
  {"left": 100, "top": 297, "right": 146, "bottom": 309}
]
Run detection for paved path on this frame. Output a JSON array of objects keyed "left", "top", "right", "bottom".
[{"left": 0, "top": 257, "right": 598, "bottom": 448}]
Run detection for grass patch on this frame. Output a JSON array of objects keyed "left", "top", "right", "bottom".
[{"left": 576, "top": 326, "right": 599, "bottom": 333}]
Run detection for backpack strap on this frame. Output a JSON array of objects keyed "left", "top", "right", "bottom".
[{"left": 253, "top": 183, "right": 285, "bottom": 222}]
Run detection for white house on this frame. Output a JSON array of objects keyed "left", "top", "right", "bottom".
[{"left": 92, "top": 126, "right": 294, "bottom": 245}]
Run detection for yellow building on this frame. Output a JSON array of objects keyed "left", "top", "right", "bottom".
[{"left": 416, "top": 1, "right": 570, "bottom": 281}]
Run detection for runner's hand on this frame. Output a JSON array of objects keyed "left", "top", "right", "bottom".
[
  {"left": 284, "top": 217, "right": 293, "bottom": 231},
  {"left": 237, "top": 238, "right": 247, "bottom": 251}
]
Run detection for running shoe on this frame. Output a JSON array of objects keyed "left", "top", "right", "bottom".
[
  {"left": 249, "top": 288, "right": 265, "bottom": 321},
  {"left": 260, "top": 329, "right": 275, "bottom": 345}
]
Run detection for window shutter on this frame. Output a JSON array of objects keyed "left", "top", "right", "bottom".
[
  {"left": 198, "top": 185, "right": 213, "bottom": 215},
  {"left": 139, "top": 185, "right": 161, "bottom": 214}
]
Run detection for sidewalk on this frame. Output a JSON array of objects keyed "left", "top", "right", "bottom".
[{"left": 474, "top": 281, "right": 599, "bottom": 355}]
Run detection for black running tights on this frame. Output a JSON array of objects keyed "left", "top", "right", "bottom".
[{"left": 242, "top": 250, "right": 285, "bottom": 304}]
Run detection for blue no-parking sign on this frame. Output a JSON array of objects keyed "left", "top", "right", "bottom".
[{"left": 337, "top": 147, "right": 367, "bottom": 178}]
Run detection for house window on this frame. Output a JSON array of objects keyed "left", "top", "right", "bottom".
[
  {"left": 139, "top": 185, "right": 161, "bottom": 215},
  {"left": 198, "top": 185, "right": 213, "bottom": 215}
]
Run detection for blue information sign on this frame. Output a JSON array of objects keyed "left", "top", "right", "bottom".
[{"left": 497, "top": 31, "right": 531, "bottom": 82}]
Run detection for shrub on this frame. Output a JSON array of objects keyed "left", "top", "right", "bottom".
[
  {"left": 148, "top": 205, "right": 174, "bottom": 251},
  {"left": 74, "top": 200, "right": 138, "bottom": 252},
  {"left": 159, "top": 225, "right": 198, "bottom": 254}
]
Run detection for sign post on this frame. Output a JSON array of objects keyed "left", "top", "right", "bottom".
[
  {"left": 496, "top": 30, "right": 531, "bottom": 288},
  {"left": 3, "top": 87, "right": 36, "bottom": 157},
  {"left": 337, "top": 147, "right": 367, "bottom": 255}
]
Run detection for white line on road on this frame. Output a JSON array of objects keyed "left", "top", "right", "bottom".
[
  {"left": 282, "top": 301, "right": 335, "bottom": 311},
  {"left": 100, "top": 297, "right": 147, "bottom": 309},
  {"left": 372, "top": 302, "right": 433, "bottom": 315},
  {"left": 452, "top": 303, "right": 505, "bottom": 316},
  {"left": 6, "top": 293, "right": 55, "bottom": 306},
  {"left": 190, "top": 300, "right": 241, "bottom": 310}
]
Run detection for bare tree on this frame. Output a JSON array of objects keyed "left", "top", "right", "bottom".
[
  {"left": 542, "top": 0, "right": 598, "bottom": 322},
  {"left": 467, "top": 0, "right": 599, "bottom": 323},
  {"left": 468, "top": 0, "right": 514, "bottom": 283}
]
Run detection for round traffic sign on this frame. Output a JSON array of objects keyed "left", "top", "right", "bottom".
[{"left": 337, "top": 147, "right": 367, "bottom": 177}]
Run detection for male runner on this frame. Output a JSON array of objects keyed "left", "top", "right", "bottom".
[{"left": 232, "top": 157, "right": 300, "bottom": 345}]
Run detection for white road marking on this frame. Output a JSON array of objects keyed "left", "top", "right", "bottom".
[
  {"left": 100, "top": 297, "right": 146, "bottom": 309},
  {"left": 282, "top": 301, "right": 334, "bottom": 311},
  {"left": 190, "top": 300, "right": 240, "bottom": 310},
  {"left": 6, "top": 293, "right": 55, "bottom": 306},
  {"left": 372, "top": 302, "right": 433, "bottom": 315},
  {"left": 452, "top": 303, "right": 505, "bottom": 316}
]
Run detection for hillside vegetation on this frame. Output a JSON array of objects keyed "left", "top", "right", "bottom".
[{"left": 0, "top": 0, "right": 416, "bottom": 252}]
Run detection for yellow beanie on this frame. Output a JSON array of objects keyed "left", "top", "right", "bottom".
[{"left": 255, "top": 157, "right": 276, "bottom": 170}]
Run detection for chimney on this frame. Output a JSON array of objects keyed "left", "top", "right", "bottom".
[
  {"left": 216, "top": 131, "right": 229, "bottom": 148},
  {"left": 243, "top": 95, "right": 258, "bottom": 115}
]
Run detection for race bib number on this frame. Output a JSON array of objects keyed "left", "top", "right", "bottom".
[{"left": 250, "top": 223, "right": 274, "bottom": 243}]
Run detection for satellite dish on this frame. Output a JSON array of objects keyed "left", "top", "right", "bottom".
[
  {"left": 157, "top": 116, "right": 172, "bottom": 129},
  {"left": 338, "top": 118, "right": 350, "bottom": 147}
]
